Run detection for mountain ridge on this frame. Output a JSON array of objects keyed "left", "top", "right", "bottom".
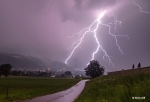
[
  {"left": 0, "top": 52, "right": 73, "bottom": 71},
  {"left": 0, "top": 52, "right": 47, "bottom": 70}
]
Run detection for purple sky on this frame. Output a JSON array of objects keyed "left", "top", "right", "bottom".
[{"left": 0, "top": 0, "right": 150, "bottom": 72}]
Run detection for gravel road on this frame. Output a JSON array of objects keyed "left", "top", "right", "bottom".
[{"left": 22, "top": 80, "right": 88, "bottom": 102}]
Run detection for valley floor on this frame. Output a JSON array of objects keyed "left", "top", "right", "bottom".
[
  {"left": 0, "top": 77, "right": 80, "bottom": 102},
  {"left": 22, "top": 80, "right": 88, "bottom": 102}
]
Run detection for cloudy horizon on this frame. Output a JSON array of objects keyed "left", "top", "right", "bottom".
[{"left": 0, "top": 0, "right": 150, "bottom": 73}]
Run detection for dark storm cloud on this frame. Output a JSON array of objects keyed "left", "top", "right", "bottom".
[
  {"left": 59, "top": 0, "right": 119, "bottom": 24},
  {"left": 73, "top": 0, "right": 118, "bottom": 10},
  {"left": 0, "top": 0, "right": 150, "bottom": 73},
  {"left": 0, "top": 0, "right": 66, "bottom": 61},
  {"left": 87, "top": 0, "right": 118, "bottom": 9},
  {"left": 73, "top": 0, "right": 84, "bottom": 10}
]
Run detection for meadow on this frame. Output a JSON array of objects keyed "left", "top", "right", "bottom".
[
  {"left": 0, "top": 77, "right": 80, "bottom": 102},
  {"left": 75, "top": 74, "right": 150, "bottom": 102}
]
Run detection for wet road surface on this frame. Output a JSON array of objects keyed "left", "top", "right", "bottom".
[{"left": 22, "top": 80, "right": 88, "bottom": 102}]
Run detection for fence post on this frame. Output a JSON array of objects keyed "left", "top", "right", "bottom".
[{"left": 6, "top": 86, "right": 9, "bottom": 99}]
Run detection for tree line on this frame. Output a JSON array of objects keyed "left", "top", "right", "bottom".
[
  {"left": 0, "top": 64, "right": 12, "bottom": 77},
  {"left": 11, "top": 70, "right": 52, "bottom": 77},
  {"left": 0, "top": 60, "right": 105, "bottom": 79}
]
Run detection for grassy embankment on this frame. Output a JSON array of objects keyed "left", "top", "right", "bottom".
[
  {"left": 75, "top": 74, "right": 150, "bottom": 102},
  {"left": 0, "top": 77, "right": 80, "bottom": 102}
]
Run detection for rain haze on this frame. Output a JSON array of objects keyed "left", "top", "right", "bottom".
[{"left": 0, "top": 0, "right": 150, "bottom": 73}]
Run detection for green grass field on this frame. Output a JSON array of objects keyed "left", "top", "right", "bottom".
[
  {"left": 75, "top": 74, "right": 150, "bottom": 102},
  {"left": 0, "top": 77, "right": 80, "bottom": 102}
]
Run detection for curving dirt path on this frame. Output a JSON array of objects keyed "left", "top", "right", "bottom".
[{"left": 22, "top": 80, "right": 88, "bottom": 102}]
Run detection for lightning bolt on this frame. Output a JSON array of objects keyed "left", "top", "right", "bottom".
[
  {"left": 133, "top": 1, "right": 150, "bottom": 14},
  {"left": 67, "top": 28, "right": 89, "bottom": 38},
  {"left": 65, "top": 19, "right": 98, "bottom": 65},
  {"left": 65, "top": 1, "right": 149, "bottom": 67},
  {"left": 65, "top": 10, "right": 128, "bottom": 67}
]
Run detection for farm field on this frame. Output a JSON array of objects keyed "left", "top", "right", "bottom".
[
  {"left": 0, "top": 77, "right": 80, "bottom": 102},
  {"left": 74, "top": 74, "right": 150, "bottom": 102}
]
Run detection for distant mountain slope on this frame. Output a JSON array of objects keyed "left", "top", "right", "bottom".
[
  {"left": 0, "top": 52, "right": 47, "bottom": 70},
  {"left": 50, "top": 61, "right": 72, "bottom": 71}
]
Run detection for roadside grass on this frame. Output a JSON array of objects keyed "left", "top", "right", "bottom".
[
  {"left": 74, "top": 74, "right": 150, "bottom": 102},
  {"left": 0, "top": 77, "right": 80, "bottom": 102}
]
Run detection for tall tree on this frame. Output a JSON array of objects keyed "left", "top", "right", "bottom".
[
  {"left": 85, "top": 60, "right": 105, "bottom": 78},
  {"left": 0, "top": 66, "right": 2, "bottom": 77},
  {"left": 138, "top": 63, "right": 141, "bottom": 68},
  {"left": 132, "top": 64, "right": 134, "bottom": 69},
  {"left": 0, "top": 64, "right": 12, "bottom": 77}
]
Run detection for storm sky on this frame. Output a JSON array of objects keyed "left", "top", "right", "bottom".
[{"left": 0, "top": 0, "right": 150, "bottom": 72}]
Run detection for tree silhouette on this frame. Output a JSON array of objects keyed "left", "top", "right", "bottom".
[
  {"left": 138, "top": 63, "right": 141, "bottom": 68},
  {"left": 0, "top": 67, "right": 2, "bottom": 77},
  {"left": 85, "top": 60, "right": 105, "bottom": 78},
  {"left": 0, "top": 64, "right": 12, "bottom": 77},
  {"left": 132, "top": 64, "right": 134, "bottom": 69}
]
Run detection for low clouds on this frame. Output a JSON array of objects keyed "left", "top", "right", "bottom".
[
  {"left": 59, "top": 0, "right": 119, "bottom": 23},
  {"left": 0, "top": 0, "right": 150, "bottom": 71},
  {"left": 74, "top": 0, "right": 118, "bottom": 10}
]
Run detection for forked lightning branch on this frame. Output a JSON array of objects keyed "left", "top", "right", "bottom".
[
  {"left": 65, "top": 10, "right": 128, "bottom": 67},
  {"left": 65, "top": 1, "right": 149, "bottom": 67}
]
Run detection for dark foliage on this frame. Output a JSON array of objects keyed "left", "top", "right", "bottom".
[
  {"left": 11, "top": 70, "right": 51, "bottom": 77},
  {"left": 138, "top": 63, "right": 141, "bottom": 68},
  {"left": 0, "top": 64, "right": 12, "bottom": 77},
  {"left": 85, "top": 60, "right": 105, "bottom": 78},
  {"left": 64, "top": 71, "right": 72, "bottom": 75},
  {"left": 132, "top": 64, "right": 134, "bottom": 69},
  {"left": 64, "top": 71, "right": 72, "bottom": 77}
]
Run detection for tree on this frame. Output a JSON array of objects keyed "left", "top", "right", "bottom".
[
  {"left": 64, "top": 71, "right": 72, "bottom": 78},
  {"left": 85, "top": 60, "right": 105, "bottom": 78},
  {"left": 138, "top": 63, "right": 141, "bottom": 68},
  {"left": 132, "top": 64, "right": 134, "bottom": 69},
  {"left": 0, "top": 64, "right": 12, "bottom": 77},
  {"left": 0, "top": 66, "right": 2, "bottom": 77}
]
